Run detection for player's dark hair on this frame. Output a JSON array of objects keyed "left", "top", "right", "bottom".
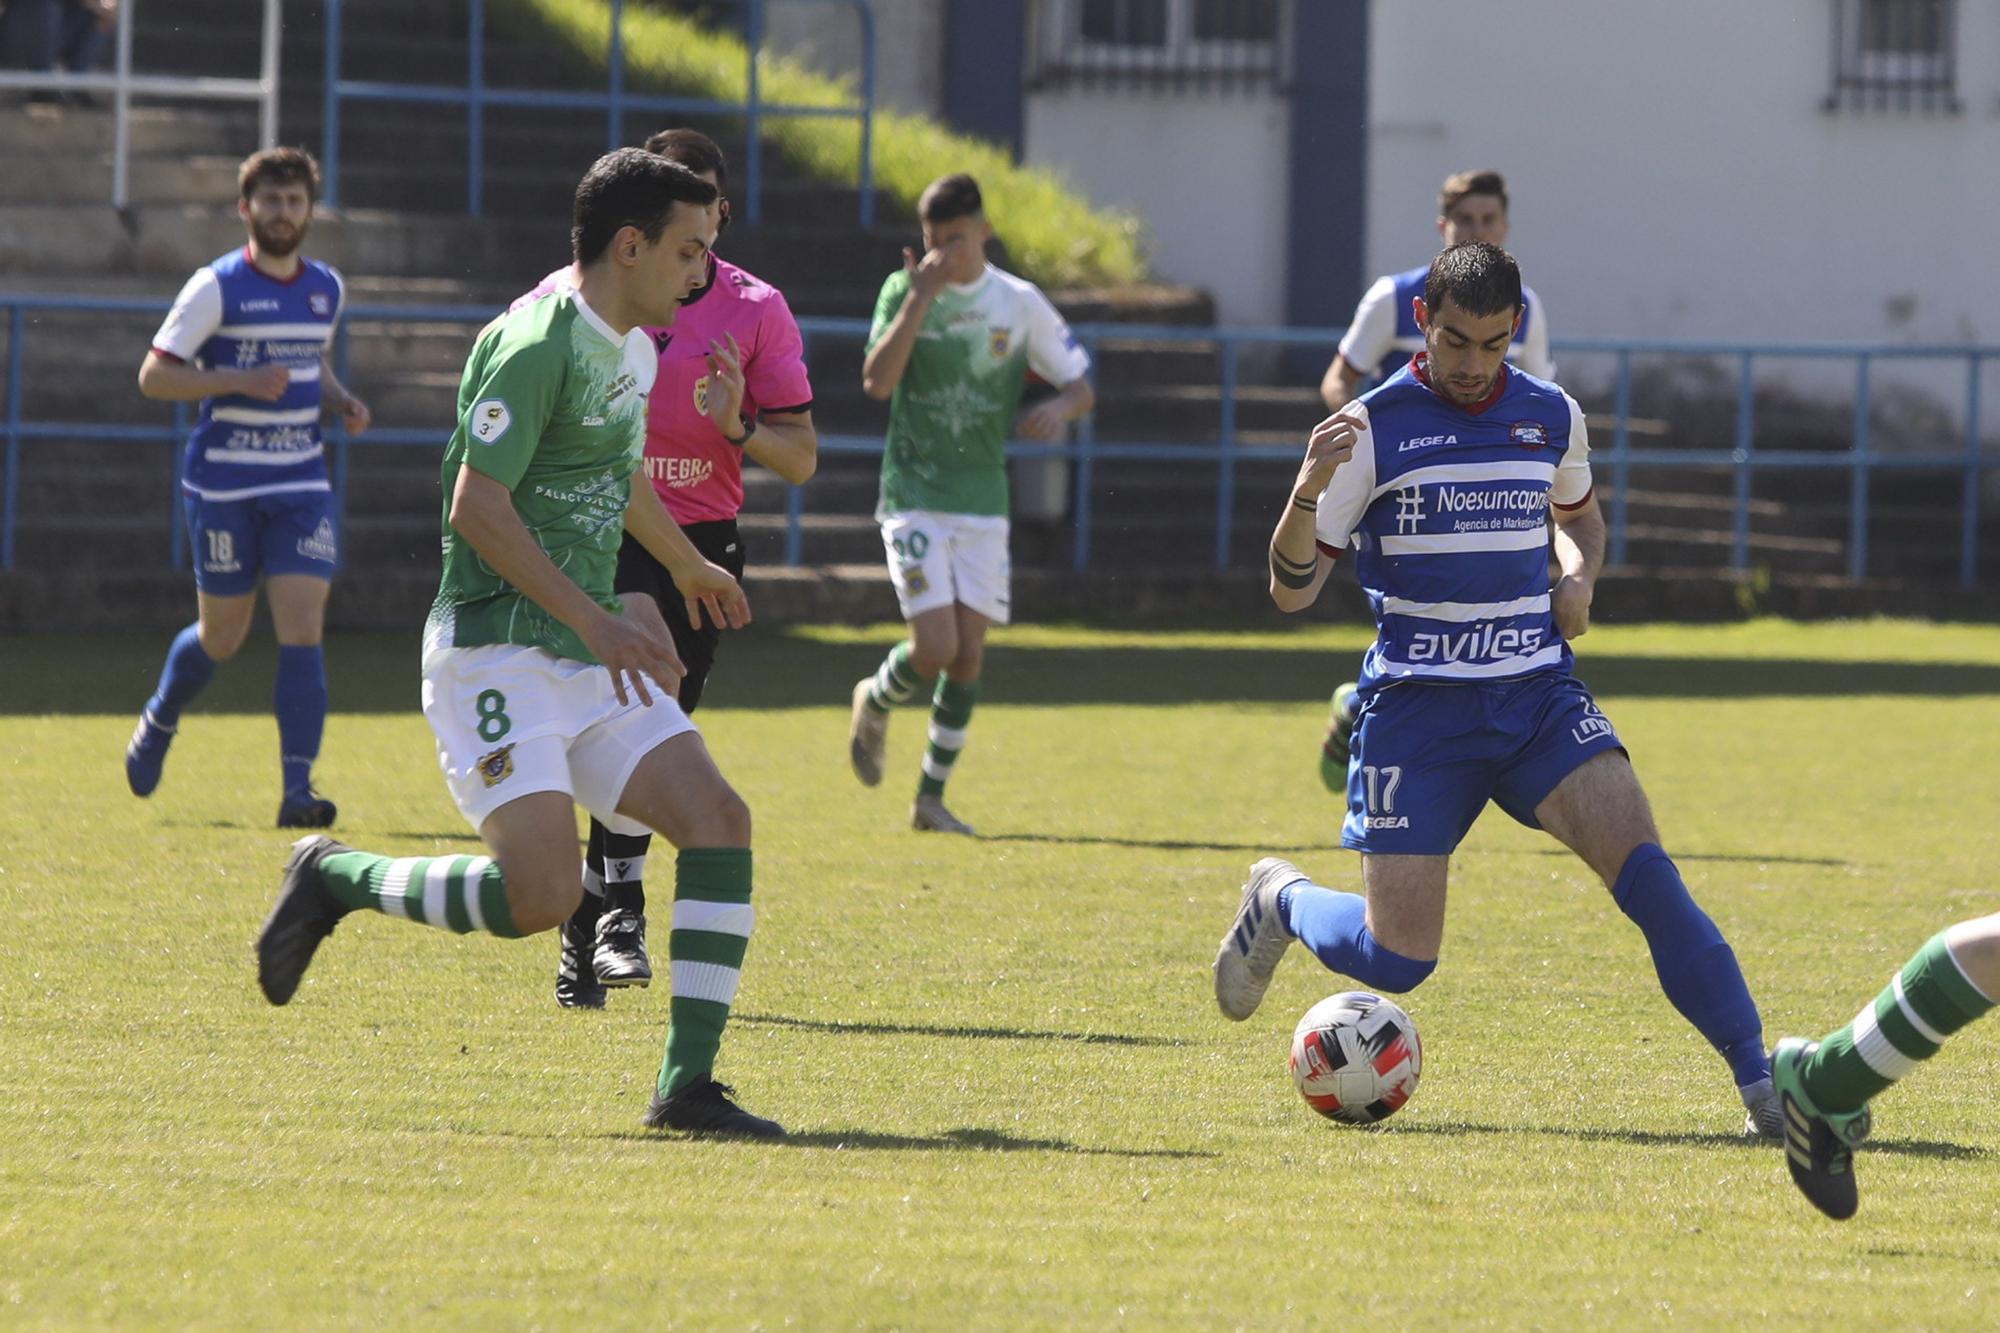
[
  {"left": 1439, "top": 169, "right": 1507, "bottom": 217},
  {"left": 239, "top": 147, "right": 320, "bottom": 203},
  {"left": 643, "top": 128, "right": 728, "bottom": 187},
  {"left": 1424, "top": 242, "right": 1522, "bottom": 320},
  {"left": 919, "top": 173, "right": 983, "bottom": 225},
  {"left": 572, "top": 147, "right": 718, "bottom": 267}
]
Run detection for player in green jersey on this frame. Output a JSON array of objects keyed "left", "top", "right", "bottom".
[
  {"left": 847, "top": 173, "right": 1095, "bottom": 834},
  {"left": 1772, "top": 910, "right": 1998, "bottom": 1219},
  {"left": 253, "top": 149, "right": 784, "bottom": 1138}
]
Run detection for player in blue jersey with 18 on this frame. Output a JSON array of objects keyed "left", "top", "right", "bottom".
[
  {"left": 1216, "top": 242, "right": 1785, "bottom": 1136},
  {"left": 125, "top": 148, "right": 371, "bottom": 828}
]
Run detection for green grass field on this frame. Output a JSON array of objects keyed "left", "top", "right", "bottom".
[{"left": 4, "top": 620, "right": 1998, "bottom": 1328}]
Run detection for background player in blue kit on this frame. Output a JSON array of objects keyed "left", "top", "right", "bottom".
[
  {"left": 125, "top": 147, "right": 372, "bottom": 828},
  {"left": 1216, "top": 242, "right": 1783, "bottom": 1137},
  {"left": 1315, "top": 170, "right": 1556, "bottom": 786},
  {"left": 1319, "top": 170, "right": 1554, "bottom": 412}
]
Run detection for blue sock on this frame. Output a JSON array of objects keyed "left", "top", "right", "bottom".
[
  {"left": 274, "top": 644, "right": 328, "bottom": 797},
  {"left": 1278, "top": 881, "right": 1437, "bottom": 994},
  {"left": 146, "top": 624, "right": 217, "bottom": 729},
  {"left": 1612, "top": 843, "right": 1769, "bottom": 1087}
]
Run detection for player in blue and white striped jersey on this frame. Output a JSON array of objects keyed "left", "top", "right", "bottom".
[
  {"left": 1217, "top": 242, "right": 1784, "bottom": 1138},
  {"left": 1313, "top": 170, "right": 1554, "bottom": 783},
  {"left": 125, "top": 147, "right": 372, "bottom": 829}
]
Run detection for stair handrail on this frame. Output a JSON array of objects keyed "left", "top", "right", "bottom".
[
  {"left": 0, "top": 0, "right": 282, "bottom": 210},
  {"left": 1, "top": 292, "right": 1994, "bottom": 585},
  {"left": 321, "top": 0, "right": 877, "bottom": 227}
]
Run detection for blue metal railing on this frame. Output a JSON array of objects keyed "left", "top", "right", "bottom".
[
  {"left": 322, "top": 0, "right": 876, "bottom": 226},
  {"left": 1563, "top": 337, "right": 1996, "bottom": 583},
  {"left": 1, "top": 293, "right": 1995, "bottom": 585}
]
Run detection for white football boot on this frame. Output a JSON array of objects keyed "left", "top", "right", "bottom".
[
  {"left": 911, "top": 793, "right": 975, "bottom": 836},
  {"left": 849, "top": 678, "right": 888, "bottom": 787},
  {"left": 1740, "top": 1076, "right": 1785, "bottom": 1140},
  {"left": 1214, "top": 857, "right": 1307, "bottom": 1021}
]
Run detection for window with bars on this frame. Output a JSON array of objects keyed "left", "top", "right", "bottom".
[
  {"left": 1826, "top": 0, "right": 1960, "bottom": 112},
  {"left": 1030, "top": 0, "right": 1289, "bottom": 94}
]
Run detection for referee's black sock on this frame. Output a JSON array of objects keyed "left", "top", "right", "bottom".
[
  {"left": 570, "top": 822, "right": 608, "bottom": 938},
  {"left": 601, "top": 828, "right": 651, "bottom": 916}
]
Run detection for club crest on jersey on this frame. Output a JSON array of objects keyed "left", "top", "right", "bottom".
[
  {"left": 308, "top": 292, "right": 332, "bottom": 317},
  {"left": 989, "top": 329, "right": 1011, "bottom": 358},
  {"left": 476, "top": 743, "right": 516, "bottom": 788},
  {"left": 692, "top": 374, "right": 709, "bottom": 415},
  {"left": 1511, "top": 421, "right": 1549, "bottom": 448}
]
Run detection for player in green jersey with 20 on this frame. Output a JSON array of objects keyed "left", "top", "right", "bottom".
[
  {"left": 254, "top": 149, "right": 784, "bottom": 1137},
  {"left": 848, "top": 173, "right": 1096, "bottom": 834}
]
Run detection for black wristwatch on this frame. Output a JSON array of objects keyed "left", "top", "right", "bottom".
[{"left": 721, "top": 413, "right": 754, "bottom": 446}]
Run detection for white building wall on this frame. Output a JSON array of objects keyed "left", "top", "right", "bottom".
[
  {"left": 1024, "top": 90, "right": 1290, "bottom": 323},
  {"left": 1366, "top": 1, "right": 2000, "bottom": 347}
]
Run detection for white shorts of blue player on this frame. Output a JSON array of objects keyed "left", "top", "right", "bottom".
[{"left": 1220, "top": 337, "right": 1780, "bottom": 1137}]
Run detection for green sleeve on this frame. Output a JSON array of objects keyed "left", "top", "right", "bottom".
[
  {"left": 449, "top": 328, "right": 563, "bottom": 492},
  {"left": 865, "top": 268, "right": 912, "bottom": 352}
]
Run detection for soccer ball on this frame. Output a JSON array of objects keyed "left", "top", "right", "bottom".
[{"left": 1289, "top": 991, "right": 1422, "bottom": 1124}]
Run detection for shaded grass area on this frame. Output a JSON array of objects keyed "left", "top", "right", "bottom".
[{"left": 2, "top": 621, "right": 1998, "bottom": 1324}]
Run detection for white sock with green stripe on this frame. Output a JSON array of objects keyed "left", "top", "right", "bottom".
[
  {"left": 916, "top": 675, "right": 977, "bottom": 797},
  {"left": 1801, "top": 929, "right": 1996, "bottom": 1113},
  {"left": 867, "top": 641, "right": 924, "bottom": 713},
  {"left": 657, "top": 848, "right": 754, "bottom": 1098},
  {"left": 319, "top": 850, "right": 522, "bottom": 937}
]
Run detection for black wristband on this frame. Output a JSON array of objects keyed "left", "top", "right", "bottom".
[
  {"left": 722, "top": 414, "right": 754, "bottom": 446},
  {"left": 1291, "top": 493, "right": 1319, "bottom": 512}
]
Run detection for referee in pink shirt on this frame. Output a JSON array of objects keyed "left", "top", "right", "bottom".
[{"left": 511, "top": 128, "right": 818, "bottom": 1008}]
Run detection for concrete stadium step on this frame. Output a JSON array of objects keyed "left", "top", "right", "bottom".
[
  {"left": 9, "top": 512, "right": 176, "bottom": 571},
  {"left": 0, "top": 202, "right": 567, "bottom": 282},
  {"left": 736, "top": 512, "right": 882, "bottom": 564},
  {"left": 11, "top": 453, "right": 178, "bottom": 518},
  {"left": 14, "top": 154, "right": 245, "bottom": 208},
  {"left": 1088, "top": 383, "right": 1321, "bottom": 440},
  {"left": 132, "top": 26, "right": 561, "bottom": 88},
  {"left": 1620, "top": 517, "right": 1855, "bottom": 576},
  {"left": 1087, "top": 337, "right": 1229, "bottom": 390},
  {"left": 0, "top": 103, "right": 258, "bottom": 157}
]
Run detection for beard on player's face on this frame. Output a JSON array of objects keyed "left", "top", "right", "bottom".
[
  {"left": 1438, "top": 368, "right": 1500, "bottom": 404},
  {"left": 1419, "top": 300, "right": 1515, "bottom": 404},
  {"left": 250, "top": 216, "right": 308, "bottom": 257}
]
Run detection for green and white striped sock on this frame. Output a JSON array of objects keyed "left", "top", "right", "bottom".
[
  {"left": 657, "top": 848, "right": 754, "bottom": 1099},
  {"left": 1801, "top": 930, "right": 1996, "bottom": 1113},
  {"left": 867, "top": 640, "right": 923, "bottom": 713},
  {"left": 318, "top": 851, "right": 521, "bottom": 937},
  {"left": 916, "top": 675, "right": 977, "bottom": 798}
]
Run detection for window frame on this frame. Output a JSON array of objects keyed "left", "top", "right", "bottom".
[
  {"left": 1825, "top": 0, "right": 1961, "bottom": 114},
  {"left": 1031, "top": 0, "right": 1291, "bottom": 94}
]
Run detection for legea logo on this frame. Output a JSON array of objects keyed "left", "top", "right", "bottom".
[{"left": 1398, "top": 432, "right": 1456, "bottom": 453}]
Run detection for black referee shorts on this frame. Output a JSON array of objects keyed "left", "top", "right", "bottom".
[{"left": 612, "top": 518, "right": 745, "bottom": 714}]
